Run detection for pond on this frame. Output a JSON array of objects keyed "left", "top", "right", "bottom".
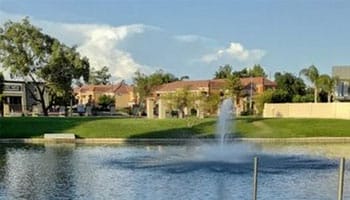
[{"left": 0, "top": 142, "right": 349, "bottom": 200}]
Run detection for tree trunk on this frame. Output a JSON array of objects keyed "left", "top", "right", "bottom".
[
  {"left": 328, "top": 94, "right": 331, "bottom": 103},
  {"left": 39, "top": 93, "right": 49, "bottom": 116},
  {"left": 42, "top": 103, "right": 48, "bottom": 116},
  {"left": 314, "top": 87, "right": 318, "bottom": 103},
  {"left": 38, "top": 89, "right": 49, "bottom": 116},
  {"left": 178, "top": 109, "right": 184, "bottom": 118}
]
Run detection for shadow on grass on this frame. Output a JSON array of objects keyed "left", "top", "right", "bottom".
[
  {"left": 235, "top": 116, "right": 265, "bottom": 123},
  {"left": 0, "top": 117, "right": 119, "bottom": 138},
  {"left": 0, "top": 116, "right": 265, "bottom": 139},
  {"left": 126, "top": 120, "right": 217, "bottom": 139}
]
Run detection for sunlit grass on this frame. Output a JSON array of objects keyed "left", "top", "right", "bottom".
[{"left": 1, "top": 117, "right": 350, "bottom": 138}]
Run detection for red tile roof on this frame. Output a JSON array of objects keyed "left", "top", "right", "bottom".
[
  {"left": 240, "top": 77, "right": 277, "bottom": 87},
  {"left": 156, "top": 80, "right": 212, "bottom": 92},
  {"left": 74, "top": 81, "right": 132, "bottom": 94},
  {"left": 155, "top": 77, "right": 276, "bottom": 93}
]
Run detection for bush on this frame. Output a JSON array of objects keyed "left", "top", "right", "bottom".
[
  {"left": 98, "top": 95, "right": 115, "bottom": 111},
  {"left": 292, "top": 94, "right": 314, "bottom": 102}
]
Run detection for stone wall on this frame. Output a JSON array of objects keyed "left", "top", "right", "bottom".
[{"left": 263, "top": 103, "right": 350, "bottom": 119}]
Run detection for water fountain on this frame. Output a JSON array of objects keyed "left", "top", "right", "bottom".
[
  {"left": 195, "top": 98, "right": 253, "bottom": 162},
  {"left": 216, "top": 98, "right": 234, "bottom": 145}
]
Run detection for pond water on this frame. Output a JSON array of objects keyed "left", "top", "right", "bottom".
[{"left": 0, "top": 142, "right": 349, "bottom": 200}]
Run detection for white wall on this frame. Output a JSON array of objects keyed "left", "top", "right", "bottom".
[{"left": 263, "top": 103, "right": 350, "bottom": 119}]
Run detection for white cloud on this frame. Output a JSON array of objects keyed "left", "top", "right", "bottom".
[
  {"left": 57, "top": 23, "right": 155, "bottom": 81},
  {"left": 201, "top": 42, "right": 266, "bottom": 64},
  {"left": 174, "top": 34, "right": 213, "bottom": 43},
  {"left": 0, "top": 10, "right": 156, "bottom": 82}
]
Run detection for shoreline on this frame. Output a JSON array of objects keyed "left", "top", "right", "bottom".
[{"left": 2, "top": 137, "right": 350, "bottom": 144}]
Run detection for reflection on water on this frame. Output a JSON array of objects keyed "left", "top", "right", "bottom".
[
  {"left": 0, "top": 143, "right": 348, "bottom": 200},
  {"left": 258, "top": 142, "right": 350, "bottom": 159}
]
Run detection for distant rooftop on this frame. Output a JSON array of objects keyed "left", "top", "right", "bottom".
[
  {"left": 332, "top": 66, "right": 350, "bottom": 79},
  {"left": 155, "top": 77, "right": 276, "bottom": 93},
  {"left": 74, "top": 81, "right": 132, "bottom": 94}
]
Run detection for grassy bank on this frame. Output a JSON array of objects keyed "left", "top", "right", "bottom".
[{"left": 1, "top": 117, "right": 350, "bottom": 138}]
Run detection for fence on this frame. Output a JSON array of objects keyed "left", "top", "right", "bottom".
[{"left": 263, "top": 103, "right": 350, "bottom": 119}]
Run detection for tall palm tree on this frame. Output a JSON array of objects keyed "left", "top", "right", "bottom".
[
  {"left": 318, "top": 74, "right": 339, "bottom": 102},
  {"left": 300, "top": 65, "right": 320, "bottom": 103}
]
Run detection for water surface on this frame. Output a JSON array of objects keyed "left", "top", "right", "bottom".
[{"left": 0, "top": 142, "right": 348, "bottom": 200}]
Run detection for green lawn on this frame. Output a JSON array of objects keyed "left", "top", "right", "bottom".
[{"left": 0, "top": 117, "right": 350, "bottom": 138}]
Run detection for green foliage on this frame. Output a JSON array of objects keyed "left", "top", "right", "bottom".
[
  {"left": 89, "top": 66, "right": 111, "bottom": 85},
  {"left": 0, "top": 18, "right": 89, "bottom": 115},
  {"left": 317, "top": 74, "right": 338, "bottom": 102},
  {"left": 232, "top": 68, "right": 249, "bottom": 78},
  {"left": 255, "top": 89, "right": 290, "bottom": 114},
  {"left": 0, "top": 72, "right": 3, "bottom": 116},
  {"left": 98, "top": 95, "right": 115, "bottom": 110},
  {"left": 198, "top": 92, "right": 221, "bottom": 115},
  {"left": 248, "top": 64, "right": 267, "bottom": 77},
  {"left": 300, "top": 65, "right": 320, "bottom": 102},
  {"left": 274, "top": 72, "right": 306, "bottom": 101},
  {"left": 180, "top": 75, "right": 190, "bottom": 80},
  {"left": 300, "top": 65, "right": 320, "bottom": 84},
  {"left": 132, "top": 69, "right": 178, "bottom": 105},
  {"left": 162, "top": 86, "right": 197, "bottom": 118},
  {"left": 292, "top": 94, "right": 314, "bottom": 102},
  {"left": 225, "top": 75, "right": 243, "bottom": 104},
  {"left": 271, "top": 89, "right": 290, "bottom": 103},
  {"left": 214, "top": 64, "right": 267, "bottom": 79},
  {"left": 255, "top": 90, "right": 273, "bottom": 115},
  {"left": 299, "top": 65, "right": 339, "bottom": 103},
  {"left": 0, "top": 72, "right": 3, "bottom": 95},
  {"left": 214, "top": 64, "right": 233, "bottom": 79}
]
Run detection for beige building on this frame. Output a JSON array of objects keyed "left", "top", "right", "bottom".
[
  {"left": 147, "top": 77, "right": 276, "bottom": 118},
  {"left": 332, "top": 66, "right": 350, "bottom": 101},
  {"left": 1, "top": 80, "right": 49, "bottom": 116},
  {"left": 74, "top": 81, "right": 136, "bottom": 109}
]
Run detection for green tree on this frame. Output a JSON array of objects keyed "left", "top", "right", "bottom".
[
  {"left": 255, "top": 89, "right": 289, "bottom": 115},
  {"left": 163, "top": 86, "right": 197, "bottom": 118},
  {"left": 214, "top": 64, "right": 233, "bottom": 79},
  {"left": 317, "top": 74, "right": 338, "bottom": 102},
  {"left": 271, "top": 89, "right": 290, "bottom": 103},
  {"left": 225, "top": 75, "right": 243, "bottom": 105},
  {"left": 255, "top": 89, "right": 273, "bottom": 115},
  {"left": 0, "top": 18, "right": 89, "bottom": 115},
  {"left": 0, "top": 72, "right": 4, "bottom": 116},
  {"left": 248, "top": 64, "right": 267, "bottom": 77},
  {"left": 218, "top": 64, "right": 266, "bottom": 79},
  {"left": 300, "top": 65, "right": 320, "bottom": 103},
  {"left": 132, "top": 69, "right": 178, "bottom": 107},
  {"left": 292, "top": 94, "right": 314, "bottom": 103},
  {"left": 198, "top": 92, "right": 221, "bottom": 115},
  {"left": 0, "top": 72, "right": 3, "bottom": 96},
  {"left": 89, "top": 66, "right": 111, "bottom": 85},
  {"left": 232, "top": 68, "right": 249, "bottom": 78},
  {"left": 180, "top": 75, "right": 190, "bottom": 80},
  {"left": 98, "top": 94, "right": 115, "bottom": 110},
  {"left": 274, "top": 72, "right": 306, "bottom": 101}
]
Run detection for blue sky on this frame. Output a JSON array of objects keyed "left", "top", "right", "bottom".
[{"left": 1, "top": 0, "right": 350, "bottom": 82}]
